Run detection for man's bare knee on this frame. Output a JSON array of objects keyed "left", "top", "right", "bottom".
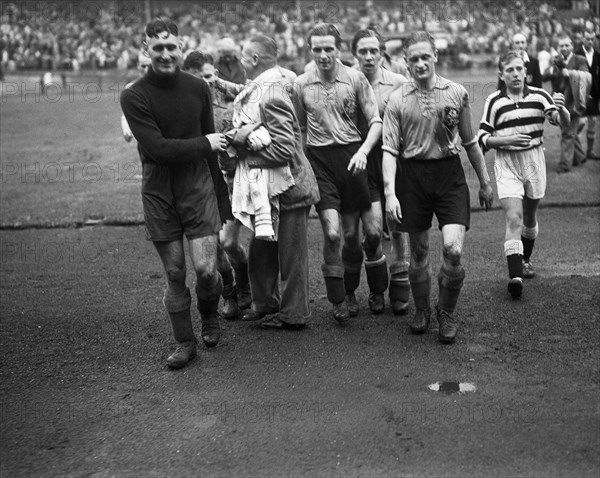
[
  {"left": 324, "top": 229, "right": 341, "bottom": 248},
  {"left": 165, "top": 265, "right": 186, "bottom": 285},
  {"left": 195, "top": 263, "right": 216, "bottom": 283},
  {"left": 443, "top": 243, "right": 462, "bottom": 266},
  {"left": 363, "top": 229, "right": 382, "bottom": 254},
  {"left": 506, "top": 210, "right": 523, "bottom": 231}
]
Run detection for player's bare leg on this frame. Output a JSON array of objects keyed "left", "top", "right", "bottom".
[
  {"left": 522, "top": 196, "right": 541, "bottom": 279},
  {"left": 216, "top": 241, "right": 239, "bottom": 319},
  {"left": 189, "top": 234, "right": 222, "bottom": 348},
  {"left": 154, "top": 239, "right": 197, "bottom": 369},
  {"left": 407, "top": 229, "right": 432, "bottom": 334},
  {"left": 341, "top": 211, "right": 363, "bottom": 317},
  {"left": 502, "top": 197, "right": 525, "bottom": 298},
  {"left": 220, "top": 219, "right": 251, "bottom": 310},
  {"left": 388, "top": 220, "right": 410, "bottom": 315},
  {"left": 362, "top": 202, "right": 388, "bottom": 314},
  {"left": 319, "top": 209, "right": 348, "bottom": 323},
  {"left": 437, "top": 224, "right": 466, "bottom": 343}
]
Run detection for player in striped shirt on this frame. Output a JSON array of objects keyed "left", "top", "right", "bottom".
[{"left": 478, "top": 50, "right": 570, "bottom": 299}]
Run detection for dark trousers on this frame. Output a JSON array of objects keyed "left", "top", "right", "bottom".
[
  {"left": 559, "top": 115, "right": 586, "bottom": 169},
  {"left": 248, "top": 206, "right": 311, "bottom": 325}
]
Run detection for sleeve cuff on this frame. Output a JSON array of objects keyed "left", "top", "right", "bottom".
[
  {"left": 462, "top": 136, "right": 478, "bottom": 147},
  {"left": 382, "top": 145, "right": 399, "bottom": 156}
]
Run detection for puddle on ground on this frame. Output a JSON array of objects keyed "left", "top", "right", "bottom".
[{"left": 428, "top": 382, "right": 477, "bottom": 394}]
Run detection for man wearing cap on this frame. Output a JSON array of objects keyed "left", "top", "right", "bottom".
[{"left": 215, "top": 37, "right": 246, "bottom": 90}]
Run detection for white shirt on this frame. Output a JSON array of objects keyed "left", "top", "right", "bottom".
[{"left": 583, "top": 47, "right": 594, "bottom": 68}]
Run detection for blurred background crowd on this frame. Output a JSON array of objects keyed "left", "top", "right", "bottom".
[{"left": 1, "top": 0, "right": 599, "bottom": 75}]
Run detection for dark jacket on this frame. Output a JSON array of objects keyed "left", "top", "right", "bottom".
[
  {"left": 227, "top": 68, "right": 320, "bottom": 211},
  {"left": 575, "top": 46, "right": 600, "bottom": 115},
  {"left": 497, "top": 54, "right": 542, "bottom": 89},
  {"left": 543, "top": 53, "right": 590, "bottom": 115}
]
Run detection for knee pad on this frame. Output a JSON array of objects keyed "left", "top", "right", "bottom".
[
  {"left": 196, "top": 273, "right": 223, "bottom": 303},
  {"left": 163, "top": 287, "right": 192, "bottom": 313}
]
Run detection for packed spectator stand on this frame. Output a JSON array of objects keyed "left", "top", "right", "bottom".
[{"left": 1, "top": 0, "right": 598, "bottom": 77}]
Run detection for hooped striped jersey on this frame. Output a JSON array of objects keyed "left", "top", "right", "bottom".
[{"left": 478, "top": 85, "right": 558, "bottom": 152}]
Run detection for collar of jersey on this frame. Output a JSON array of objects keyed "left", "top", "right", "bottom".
[
  {"left": 305, "top": 64, "right": 351, "bottom": 85},
  {"left": 403, "top": 75, "right": 452, "bottom": 95},
  {"left": 146, "top": 65, "right": 181, "bottom": 88},
  {"left": 499, "top": 82, "right": 531, "bottom": 98}
]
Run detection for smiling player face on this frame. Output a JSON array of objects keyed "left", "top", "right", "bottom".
[{"left": 146, "top": 31, "right": 181, "bottom": 76}]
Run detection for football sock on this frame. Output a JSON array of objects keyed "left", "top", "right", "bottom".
[
  {"left": 408, "top": 262, "right": 430, "bottom": 311},
  {"left": 342, "top": 246, "right": 363, "bottom": 294},
  {"left": 437, "top": 265, "right": 465, "bottom": 315},
  {"left": 504, "top": 240, "right": 524, "bottom": 278},
  {"left": 322, "top": 264, "right": 345, "bottom": 304},
  {"left": 521, "top": 223, "right": 538, "bottom": 262},
  {"left": 220, "top": 269, "right": 234, "bottom": 288},
  {"left": 365, "top": 254, "right": 388, "bottom": 294}
]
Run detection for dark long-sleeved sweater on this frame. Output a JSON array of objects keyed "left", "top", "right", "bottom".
[
  {"left": 120, "top": 65, "right": 233, "bottom": 222},
  {"left": 120, "top": 66, "right": 214, "bottom": 165}
]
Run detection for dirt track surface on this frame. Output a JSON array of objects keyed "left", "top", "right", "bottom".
[{"left": 1, "top": 206, "right": 599, "bottom": 477}]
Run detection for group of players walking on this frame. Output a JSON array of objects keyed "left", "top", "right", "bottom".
[{"left": 121, "top": 17, "right": 580, "bottom": 369}]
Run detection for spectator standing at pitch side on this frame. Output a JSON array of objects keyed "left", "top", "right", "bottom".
[
  {"left": 182, "top": 51, "right": 252, "bottom": 321},
  {"left": 575, "top": 29, "right": 600, "bottom": 160},
  {"left": 120, "top": 18, "right": 229, "bottom": 369},
  {"left": 294, "top": 23, "right": 383, "bottom": 324},
  {"left": 479, "top": 50, "right": 570, "bottom": 298},
  {"left": 382, "top": 31, "right": 494, "bottom": 344},
  {"left": 350, "top": 28, "right": 410, "bottom": 315},
  {"left": 233, "top": 34, "right": 320, "bottom": 329},
  {"left": 121, "top": 52, "right": 151, "bottom": 143},
  {"left": 545, "top": 34, "right": 591, "bottom": 173},
  {"left": 215, "top": 38, "right": 246, "bottom": 91},
  {"left": 497, "top": 33, "right": 542, "bottom": 89}
]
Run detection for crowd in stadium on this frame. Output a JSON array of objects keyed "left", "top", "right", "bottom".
[{"left": 0, "top": 1, "right": 598, "bottom": 74}]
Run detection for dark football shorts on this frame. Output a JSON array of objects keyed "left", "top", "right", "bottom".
[
  {"left": 367, "top": 144, "right": 384, "bottom": 203},
  {"left": 306, "top": 142, "right": 371, "bottom": 214},
  {"left": 142, "top": 161, "right": 222, "bottom": 242},
  {"left": 395, "top": 155, "right": 470, "bottom": 233}
]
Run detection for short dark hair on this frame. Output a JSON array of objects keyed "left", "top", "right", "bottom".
[
  {"left": 498, "top": 50, "right": 524, "bottom": 71},
  {"left": 351, "top": 29, "right": 385, "bottom": 55},
  {"left": 307, "top": 23, "right": 342, "bottom": 49},
  {"left": 145, "top": 17, "right": 178, "bottom": 38},
  {"left": 403, "top": 30, "right": 436, "bottom": 51},
  {"left": 247, "top": 34, "right": 278, "bottom": 64},
  {"left": 183, "top": 51, "right": 214, "bottom": 71}
]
